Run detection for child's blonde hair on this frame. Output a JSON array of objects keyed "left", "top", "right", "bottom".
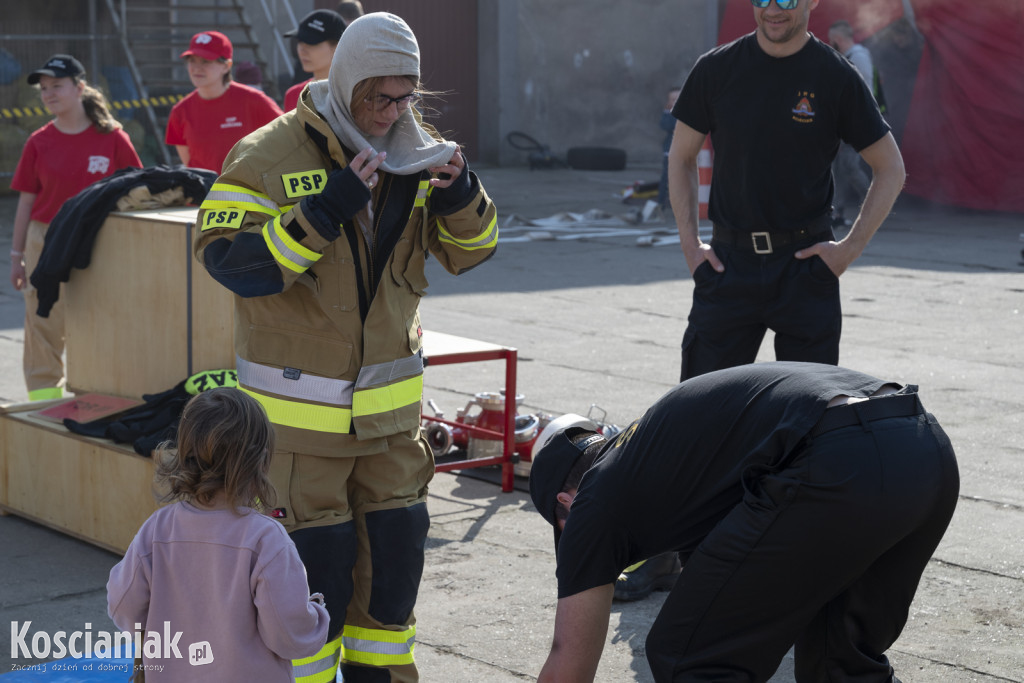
[{"left": 155, "top": 388, "right": 277, "bottom": 511}]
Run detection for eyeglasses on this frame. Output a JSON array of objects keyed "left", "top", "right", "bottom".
[
  {"left": 364, "top": 92, "right": 420, "bottom": 112},
  {"left": 750, "top": 0, "right": 800, "bottom": 9}
]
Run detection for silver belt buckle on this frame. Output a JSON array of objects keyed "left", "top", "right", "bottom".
[{"left": 751, "top": 232, "right": 773, "bottom": 254}]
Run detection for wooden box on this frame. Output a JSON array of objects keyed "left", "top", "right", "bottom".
[
  {"left": 0, "top": 405, "right": 158, "bottom": 554},
  {"left": 63, "top": 208, "right": 235, "bottom": 399},
  {"left": 1, "top": 208, "right": 235, "bottom": 553}
]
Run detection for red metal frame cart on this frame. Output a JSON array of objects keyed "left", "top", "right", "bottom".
[{"left": 421, "top": 331, "right": 519, "bottom": 492}]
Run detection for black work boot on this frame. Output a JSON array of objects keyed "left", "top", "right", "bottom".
[{"left": 613, "top": 552, "right": 682, "bottom": 602}]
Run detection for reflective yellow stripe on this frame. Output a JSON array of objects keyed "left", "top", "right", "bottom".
[
  {"left": 28, "top": 387, "right": 63, "bottom": 401},
  {"left": 263, "top": 222, "right": 303, "bottom": 273},
  {"left": 263, "top": 215, "right": 321, "bottom": 273},
  {"left": 201, "top": 182, "right": 282, "bottom": 217},
  {"left": 273, "top": 215, "right": 320, "bottom": 262},
  {"left": 294, "top": 665, "right": 337, "bottom": 683},
  {"left": 294, "top": 635, "right": 341, "bottom": 683},
  {"left": 355, "top": 352, "right": 423, "bottom": 389},
  {"left": 205, "top": 183, "right": 282, "bottom": 209},
  {"left": 200, "top": 199, "right": 281, "bottom": 218},
  {"left": 240, "top": 387, "right": 352, "bottom": 433},
  {"left": 341, "top": 624, "right": 415, "bottom": 667},
  {"left": 437, "top": 213, "right": 498, "bottom": 251},
  {"left": 294, "top": 634, "right": 342, "bottom": 666},
  {"left": 352, "top": 374, "right": 423, "bottom": 417},
  {"left": 413, "top": 180, "right": 429, "bottom": 208}
]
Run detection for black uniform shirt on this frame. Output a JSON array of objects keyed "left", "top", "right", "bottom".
[
  {"left": 555, "top": 362, "right": 888, "bottom": 599},
  {"left": 672, "top": 33, "right": 890, "bottom": 233}
]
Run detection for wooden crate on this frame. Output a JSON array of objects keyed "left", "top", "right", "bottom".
[
  {"left": 0, "top": 405, "right": 158, "bottom": 554},
  {"left": 63, "top": 208, "right": 235, "bottom": 399},
  {"left": 1, "top": 208, "right": 234, "bottom": 553}
]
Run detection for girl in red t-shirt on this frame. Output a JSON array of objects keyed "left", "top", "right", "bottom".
[{"left": 9, "top": 54, "right": 142, "bottom": 401}]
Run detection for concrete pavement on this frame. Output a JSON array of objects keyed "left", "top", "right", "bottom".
[{"left": 1, "top": 164, "right": 1022, "bottom": 681}]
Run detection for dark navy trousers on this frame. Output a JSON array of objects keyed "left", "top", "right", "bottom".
[{"left": 645, "top": 410, "right": 960, "bottom": 682}]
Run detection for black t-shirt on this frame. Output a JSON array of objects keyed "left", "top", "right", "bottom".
[
  {"left": 555, "top": 362, "right": 889, "bottom": 599},
  {"left": 672, "top": 33, "right": 890, "bottom": 233}
]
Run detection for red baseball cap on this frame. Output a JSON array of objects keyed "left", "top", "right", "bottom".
[{"left": 181, "top": 31, "right": 233, "bottom": 61}]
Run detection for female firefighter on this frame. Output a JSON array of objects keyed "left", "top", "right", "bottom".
[{"left": 193, "top": 12, "right": 497, "bottom": 683}]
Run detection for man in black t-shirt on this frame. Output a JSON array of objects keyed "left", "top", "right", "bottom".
[
  {"left": 667, "top": 0, "right": 906, "bottom": 382},
  {"left": 530, "top": 362, "right": 958, "bottom": 682}
]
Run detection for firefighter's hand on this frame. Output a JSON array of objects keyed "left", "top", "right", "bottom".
[
  {"left": 351, "top": 146, "right": 386, "bottom": 191},
  {"left": 306, "top": 149, "right": 386, "bottom": 227},
  {"left": 10, "top": 257, "right": 26, "bottom": 291},
  {"left": 429, "top": 147, "right": 466, "bottom": 190}
]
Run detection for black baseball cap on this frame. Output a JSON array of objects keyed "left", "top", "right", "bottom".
[
  {"left": 27, "top": 54, "right": 85, "bottom": 85},
  {"left": 285, "top": 10, "right": 345, "bottom": 44},
  {"left": 529, "top": 427, "right": 606, "bottom": 551}
]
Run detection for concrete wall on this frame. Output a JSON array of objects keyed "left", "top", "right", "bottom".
[{"left": 479, "top": 0, "right": 716, "bottom": 167}]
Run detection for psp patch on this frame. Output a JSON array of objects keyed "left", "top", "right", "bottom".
[
  {"left": 201, "top": 208, "right": 245, "bottom": 231},
  {"left": 282, "top": 169, "right": 328, "bottom": 198}
]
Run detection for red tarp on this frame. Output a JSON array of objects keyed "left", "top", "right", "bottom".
[
  {"left": 718, "top": 0, "right": 1024, "bottom": 214},
  {"left": 900, "top": 0, "right": 1024, "bottom": 213}
]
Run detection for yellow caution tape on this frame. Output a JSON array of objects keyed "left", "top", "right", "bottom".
[{"left": 1, "top": 94, "right": 185, "bottom": 119}]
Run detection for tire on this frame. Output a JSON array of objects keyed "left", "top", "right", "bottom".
[{"left": 566, "top": 146, "right": 627, "bottom": 171}]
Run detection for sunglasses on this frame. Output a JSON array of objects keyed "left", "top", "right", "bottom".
[{"left": 750, "top": 0, "right": 800, "bottom": 9}]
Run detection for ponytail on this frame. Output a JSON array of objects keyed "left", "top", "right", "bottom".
[{"left": 79, "top": 80, "right": 122, "bottom": 133}]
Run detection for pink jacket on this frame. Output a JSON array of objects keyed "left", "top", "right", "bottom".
[{"left": 108, "top": 502, "right": 329, "bottom": 682}]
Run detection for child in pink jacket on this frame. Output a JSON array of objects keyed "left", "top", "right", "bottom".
[{"left": 108, "top": 388, "right": 329, "bottom": 681}]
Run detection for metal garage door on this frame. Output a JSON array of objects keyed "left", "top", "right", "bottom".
[{"left": 318, "top": 0, "right": 481, "bottom": 160}]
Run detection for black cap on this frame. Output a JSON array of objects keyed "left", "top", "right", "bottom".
[
  {"left": 529, "top": 427, "right": 606, "bottom": 551},
  {"left": 27, "top": 54, "right": 85, "bottom": 85},
  {"left": 285, "top": 10, "right": 346, "bottom": 44}
]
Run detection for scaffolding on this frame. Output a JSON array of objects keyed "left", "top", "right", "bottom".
[{"left": 1, "top": 0, "right": 300, "bottom": 181}]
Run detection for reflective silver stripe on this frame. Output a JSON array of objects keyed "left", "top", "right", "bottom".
[
  {"left": 265, "top": 215, "right": 320, "bottom": 271},
  {"left": 342, "top": 633, "right": 415, "bottom": 657},
  {"left": 355, "top": 351, "right": 423, "bottom": 389},
  {"left": 236, "top": 356, "right": 353, "bottom": 405},
  {"left": 204, "top": 184, "right": 281, "bottom": 214},
  {"left": 292, "top": 655, "right": 337, "bottom": 680},
  {"left": 437, "top": 213, "right": 498, "bottom": 250}
]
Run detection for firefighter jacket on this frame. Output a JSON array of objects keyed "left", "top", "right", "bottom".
[{"left": 194, "top": 91, "right": 498, "bottom": 457}]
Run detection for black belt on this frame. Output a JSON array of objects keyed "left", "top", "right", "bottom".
[
  {"left": 712, "top": 223, "right": 832, "bottom": 255},
  {"left": 809, "top": 392, "right": 925, "bottom": 438}
]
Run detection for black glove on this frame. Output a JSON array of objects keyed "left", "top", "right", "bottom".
[
  {"left": 301, "top": 166, "right": 371, "bottom": 239},
  {"left": 429, "top": 157, "right": 475, "bottom": 215}
]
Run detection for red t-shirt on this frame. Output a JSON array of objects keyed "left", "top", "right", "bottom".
[
  {"left": 11, "top": 122, "right": 143, "bottom": 223},
  {"left": 284, "top": 79, "right": 312, "bottom": 113},
  {"left": 165, "top": 82, "right": 283, "bottom": 172}
]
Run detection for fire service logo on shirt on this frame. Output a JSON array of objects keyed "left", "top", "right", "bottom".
[
  {"left": 87, "top": 156, "right": 111, "bottom": 174},
  {"left": 791, "top": 91, "right": 816, "bottom": 123},
  {"left": 220, "top": 116, "right": 243, "bottom": 130}
]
